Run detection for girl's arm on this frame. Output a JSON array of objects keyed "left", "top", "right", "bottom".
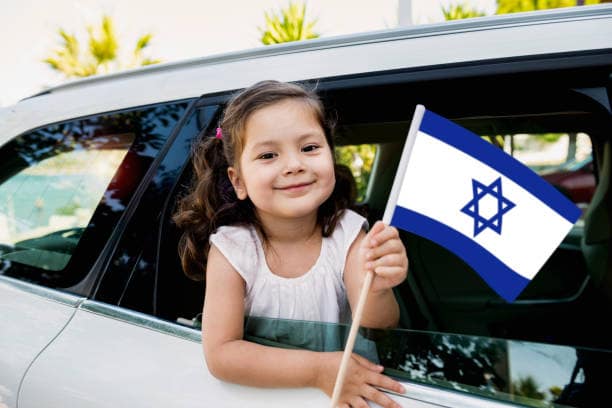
[
  {"left": 344, "top": 222, "right": 408, "bottom": 329},
  {"left": 202, "top": 244, "right": 404, "bottom": 407}
]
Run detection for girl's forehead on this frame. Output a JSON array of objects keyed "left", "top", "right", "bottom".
[{"left": 243, "top": 99, "right": 323, "bottom": 145}]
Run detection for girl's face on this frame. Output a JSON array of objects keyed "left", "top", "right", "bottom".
[{"left": 228, "top": 99, "right": 335, "bottom": 224}]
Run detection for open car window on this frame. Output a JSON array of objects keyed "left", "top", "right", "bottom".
[{"left": 243, "top": 316, "right": 611, "bottom": 408}]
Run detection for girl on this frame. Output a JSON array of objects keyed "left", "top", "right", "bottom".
[{"left": 174, "top": 80, "right": 408, "bottom": 408}]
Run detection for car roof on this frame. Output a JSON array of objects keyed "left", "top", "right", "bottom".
[{"left": 1, "top": 4, "right": 611, "bottom": 144}]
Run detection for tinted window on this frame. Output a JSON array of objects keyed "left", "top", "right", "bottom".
[
  {"left": 0, "top": 102, "right": 188, "bottom": 289},
  {"left": 244, "top": 317, "right": 612, "bottom": 408},
  {"left": 93, "top": 103, "right": 218, "bottom": 317}
]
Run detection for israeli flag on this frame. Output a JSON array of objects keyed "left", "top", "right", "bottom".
[{"left": 384, "top": 105, "right": 581, "bottom": 302}]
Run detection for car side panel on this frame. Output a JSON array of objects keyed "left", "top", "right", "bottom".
[
  {"left": 17, "top": 304, "right": 474, "bottom": 408},
  {"left": 18, "top": 306, "right": 330, "bottom": 408},
  {"left": 0, "top": 276, "right": 80, "bottom": 408}
]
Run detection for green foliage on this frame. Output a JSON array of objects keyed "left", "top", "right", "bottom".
[
  {"left": 512, "top": 375, "right": 546, "bottom": 400},
  {"left": 549, "top": 385, "right": 563, "bottom": 400},
  {"left": 44, "top": 15, "right": 161, "bottom": 78},
  {"left": 442, "top": 3, "right": 487, "bottom": 20},
  {"left": 55, "top": 201, "right": 80, "bottom": 216},
  {"left": 482, "top": 135, "right": 506, "bottom": 149},
  {"left": 335, "top": 145, "right": 377, "bottom": 202},
  {"left": 259, "top": 1, "right": 319, "bottom": 45},
  {"left": 496, "top": 0, "right": 601, "bottom": 14}
]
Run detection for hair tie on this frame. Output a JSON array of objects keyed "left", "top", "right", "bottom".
[{"left": 215, "top": 127, "right": 223, "bottom": 139}]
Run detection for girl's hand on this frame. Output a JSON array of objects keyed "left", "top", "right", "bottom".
[
  {"left": 362, "top": 221, "right": 408, "bottom": 294},
  {"left": 316, "top": 352, "right": 405, "bottom": 408}
]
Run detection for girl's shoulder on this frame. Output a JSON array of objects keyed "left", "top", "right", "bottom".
[
  {"left": 209, "top": 223, "right": 261, "bottom": 286},
  {"left": 210, "top": 223, "right": 257, "bottom": 246},
  {"left": 338, "top": 209, "right": 368, "bottom": 232},
  {"left": 328, "top": 209, "right": 368, "bottom": 266}
]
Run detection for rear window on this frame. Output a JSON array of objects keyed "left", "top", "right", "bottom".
[{"left": 0, "top": 101, "right": 188, "bottom": 288}]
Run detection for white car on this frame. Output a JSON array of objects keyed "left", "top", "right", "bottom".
[{"left": 1, "top": 5, "right": 611, "bottom": 407}]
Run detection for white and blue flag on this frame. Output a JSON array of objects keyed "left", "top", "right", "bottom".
[{"left": 384, "top": 105, "right": 581, "bottom": 302}]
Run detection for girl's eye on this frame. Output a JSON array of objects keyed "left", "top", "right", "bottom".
[
  {"left": 302, "top": 144, "right": 320, "bottom": 153},
  {"left": 257, "top": 152, "right": 276, "bottom": 160}
]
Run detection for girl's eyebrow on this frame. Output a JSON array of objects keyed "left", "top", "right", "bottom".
[{"left": 251, "top": 131, "right": 324, "bottom": 150}]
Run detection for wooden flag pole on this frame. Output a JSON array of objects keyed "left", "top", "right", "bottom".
[
  {"left": 329, "top": 269, "right": 374, "bottom": 407},
  {"left": 329, "top": 105, "right": 425, "bottom": 407}
]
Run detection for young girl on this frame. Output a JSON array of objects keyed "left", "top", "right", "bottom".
[{"left": 174, "top": 80, "right": 408, "bottom": 408}]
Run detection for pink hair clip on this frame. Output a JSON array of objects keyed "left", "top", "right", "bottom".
[{"left": 215, "top": 127, "right": 223, "bottom": 139}]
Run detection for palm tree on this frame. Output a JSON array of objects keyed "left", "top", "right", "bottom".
[
  {"left": 442, "top": 3, "right": 486, "bottom": 20},
  {"left": 259, "top": 1, "right": 319, "bottom": 45},
  {"left": 44, "top": 15, "right": 161, "bottom": 78},
  {"left": 496, "top": 0, "right": 602, "bottom": 14}
]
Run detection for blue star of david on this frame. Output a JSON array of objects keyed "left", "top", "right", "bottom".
[{"left": 461, "top": 177, "right": 516, "bottom": 237}]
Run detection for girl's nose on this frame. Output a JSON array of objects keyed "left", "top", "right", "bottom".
[{"left": 283, "top": 153, "right": 305, "bottom": 174}]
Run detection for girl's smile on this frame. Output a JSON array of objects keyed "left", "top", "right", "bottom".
[{"left": 275, "top": 181, "right": 315, "bottom": 193}]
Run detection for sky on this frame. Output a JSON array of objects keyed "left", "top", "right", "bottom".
[{"left": 0, "top": 0, "right": 497, "bottom": 107}]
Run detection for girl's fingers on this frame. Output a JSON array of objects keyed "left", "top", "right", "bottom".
[
  {"left": 352, "top": 353, "right": 384, "bottom": 372},
  {"left": 363, "top": 384, "right": 403, "bottom": 408},
  {"left": 368, "top": 253, "right": 405, "bottom": 271},
  {"left": 368, "top": 372, "right": 406, "bottom": 395},
  {"left": 363, "top": 221, "right": 386, "bottom": 247},
  {"left": 366, "top": 224, "right": 399, "bottom": 247},
  {"left": 349, "top": 396, "right": 369, "bottom": 408},
  {"left": 365, "top": 239, "right": 404, "bottom": 262},
  {"left": 372, "top": 265, "right": 406, "bottom": 280}
]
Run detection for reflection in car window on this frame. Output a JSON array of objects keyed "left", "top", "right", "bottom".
[
  {"left": 0, "top": 102, "right": 188, "bottom": 288},
  {"left": 0, "top": 137, "right": 133, "bottom": 271},
  {"left": 244, "top": 316, "right": 610, "bottom": 408},
  {"left": 335, "top": 144, "right": 377, "bottom": 202}
]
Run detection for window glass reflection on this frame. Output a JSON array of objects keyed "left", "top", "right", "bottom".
[
  {"left": 244, "top": 317, "right": 611, "bottom": 408},
  {"left": 0, "top": 102, "right": 187, "bottom": 285}
]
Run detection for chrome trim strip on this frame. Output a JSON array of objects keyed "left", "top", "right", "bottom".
[
  {"left": 393, "top": 381, "right": 524, "bottom": 408},
  {"left": 80, "top": 299, "right": 201, "bottom": 343},
  {"left": 0, "top": 275, "right": 84, "bottom": 307}
]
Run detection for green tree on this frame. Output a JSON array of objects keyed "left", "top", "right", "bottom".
[
  {"left": 442, "top": 3, "right": 487, "bottom": 20},
  {"left": 335, "top": 145, "right": 377, "bottom": 202},
  {"left": 259, "top": 1, "right": 319, "bottom": 45},
  {"left": 512, "top": 375, "right": 546, "bottom": 400},
  {"left": 44, "top": 15, "right": 161, "bottom": 78},
  {"left": 496, "top": 0, "right": 601, "bottom": 14}
]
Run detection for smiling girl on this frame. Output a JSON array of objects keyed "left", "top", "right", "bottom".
[{"left": 173, "top": 80, "right": 408, "bottom": 408}]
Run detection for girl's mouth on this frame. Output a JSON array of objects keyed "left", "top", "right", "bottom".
[{"left": 277, "top": 181, "right": 314, "bottom": 191}]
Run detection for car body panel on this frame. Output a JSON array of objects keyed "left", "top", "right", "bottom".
[
  {"left": 0, "top": 276, "right": 82, "bottom": 408},
  {"left": 17, "top": 301, "right": 521, "bottom": 408}
]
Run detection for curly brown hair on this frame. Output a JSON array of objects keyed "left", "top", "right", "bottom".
[{"left": 173, "top": 80, "right": 356, "bottom": 281}]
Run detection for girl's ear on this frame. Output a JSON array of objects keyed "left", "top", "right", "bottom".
[{"left": 227, "top": 166, "right": 248, "bottom": 200}]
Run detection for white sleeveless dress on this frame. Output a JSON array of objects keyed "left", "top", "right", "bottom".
[{"left": 209, "top": 209, "right": 367, "bottom": 324}]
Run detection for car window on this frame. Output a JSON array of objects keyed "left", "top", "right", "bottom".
[
  {"left": 243, "top": 316, "right": 612, "bottom": 408},
  {"left": 492, "top": 132, "right": 594, "bottom": 217},
  {"left": 0, "top": 134, "right": 133, "bottom": 271},
  {"left": 0, "top": 102, "right": 188, "bottom": 289},
  {"left": 93, "top": 103, "right": 218, "bottom": 316}
]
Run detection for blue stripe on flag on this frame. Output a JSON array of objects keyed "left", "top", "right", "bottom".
[
  {"left": 420, "top": 109, "right": 581, "bottom": 224},
  {"left": 391, "top": 205, "right": 530, "bottom": 302}
]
